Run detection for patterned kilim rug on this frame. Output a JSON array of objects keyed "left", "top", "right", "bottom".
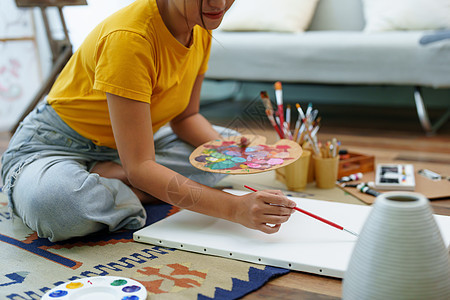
[{"left": 0, "top": 190, "right": 289, "bottom": 299}]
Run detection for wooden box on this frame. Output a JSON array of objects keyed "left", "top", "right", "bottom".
[{"left": 338, "top": 152, "right": 375, "bottom": 178}]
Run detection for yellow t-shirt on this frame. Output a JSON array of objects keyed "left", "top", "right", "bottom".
[{"left": 47, "top": 0, "right": 211, "bottom": 149}]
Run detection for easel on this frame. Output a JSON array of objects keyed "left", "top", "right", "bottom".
[{"left": 10, "top": 0, "right": 87, "bottom": 135}]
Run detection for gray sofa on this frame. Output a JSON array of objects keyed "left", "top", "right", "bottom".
[{"left": 202, "top": 0, "right": 450, "bottom": 134}]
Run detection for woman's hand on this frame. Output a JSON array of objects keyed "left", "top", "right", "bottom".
[{"left": 234, "top": 190, "right": 297, "bottom": 234}]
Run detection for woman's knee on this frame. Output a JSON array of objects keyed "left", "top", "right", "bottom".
[
  {"left": 13, "top": 173, "right": 107, "bottom": 241},
  {"left": 28, "top": 198, "right": 105, "bottom": 242}
]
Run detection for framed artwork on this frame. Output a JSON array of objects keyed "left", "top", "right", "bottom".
[
  {"left": 0, "top": 40, "right": 41, "bottom": 131},
  {"left": 0, "top": 0, "right": 35, "bottom": 39}
]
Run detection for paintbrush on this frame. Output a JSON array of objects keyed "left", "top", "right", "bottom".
[
  {"left": 244, "top": 185, "right": 359, "bottom": 237},
  {"left": 286, "top": 104, "right": 291, "bottom": 129},
  {"left": 260, "top": 91, "right": 285, "bottom": 139},
  {"left": 296, "top": 103, "right": 306, "bottom": 121},
  {"left": 305, "top": 102, "right": 313, "bottom": 119},
  {"left": 260, "top": 91, "right": 274, "bottom": 112},
  {"left": 275, "top": 115, "right": 284, "bottom": 138},
  {"left": 274, "top": 81, "right": 285, "bottom": 126},
  {"left": 265, "top": 109, "right": 284, "bottom": 139},
  {"left": 293, "top": 103, "right": 305, "bottom": 143},
  {"left": 284, "top": 104, "right": 293, "bottom": 140}
]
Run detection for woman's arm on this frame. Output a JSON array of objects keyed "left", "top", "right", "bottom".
[
  {"left": 106, "top": 92, "right": 296, "bottom": 234},
  {"left": 170, "top": 74, "right": 221, "bottom": 147}
]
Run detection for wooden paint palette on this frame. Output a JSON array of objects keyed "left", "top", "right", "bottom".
[
  {"left": 41, "top": 276, "right": 147, "bottom": 300},
  {"left": 189, "top": 135, "right": 302, "bottom": 174}
]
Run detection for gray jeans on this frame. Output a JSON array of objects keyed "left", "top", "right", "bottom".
[{"left": 1, "top": 103, "right": 234, "bottom": 242}]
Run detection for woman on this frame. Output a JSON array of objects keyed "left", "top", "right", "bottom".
[{"left": 1, "top": 0, "right": 295, "bottom": 242}]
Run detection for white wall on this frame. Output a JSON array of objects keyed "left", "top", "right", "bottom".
[
  {"left": 38, "top": 0, "right": 135, "bottom": 76},
  {"left": 63, "top": 0, "right": 135, "bottom": 50}
]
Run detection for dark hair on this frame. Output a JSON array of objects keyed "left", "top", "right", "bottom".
[{"left": 199, "top": 0, "right": 206, "bottom": 28}]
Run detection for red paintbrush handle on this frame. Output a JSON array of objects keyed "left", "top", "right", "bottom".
[
  {"left": 243, "top": 185, "right": 345, "bottom": 232},
  {"left": 244, "top": 185, "right": 258, "bottom": 192},
  {"left": 293, "top": 207, "right": 344, "bottom": 230},
  {"left": 273, "top": 123, "right": 284, "bottom": 139},
  {"left": 277, "top": 104, "right": 285, "bottom": 125}
]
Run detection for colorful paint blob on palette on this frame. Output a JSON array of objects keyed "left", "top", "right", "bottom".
[
  {"left": 41, "top": 276, "right": 147, "bottom": 300},
  {"left": 194, "top": 141, "right": 293, "bottom": 171}
]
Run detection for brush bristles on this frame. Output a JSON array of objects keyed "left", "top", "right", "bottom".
[
  {"left": 260, "top": 91, "right": 274, "bottom": 111},
  {"left": 265, "top": 108, "right": 274, "bottom": 117},
  {"left": 274, "top": 81, "right": 282, "bottom": 90}
]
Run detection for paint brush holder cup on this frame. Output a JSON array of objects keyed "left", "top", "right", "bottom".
[
  {"left": 343, "top": 192, "right": 450, "bottom": 300},
  {"left": 313, "top": 155, "right": 339, "bottom": 189},
  {"left": 301, "top": 143, "right": 315, "bottom": 183},
  {"left": 276, "top": 150, "right": 311, "bottom": 191}
]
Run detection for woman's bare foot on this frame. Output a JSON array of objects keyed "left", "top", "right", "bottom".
[{"left": 90, "top": 161, "right": 162, "bottom": 204}]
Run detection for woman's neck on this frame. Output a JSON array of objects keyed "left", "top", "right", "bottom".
[{"left": 156, "top": 0, "right": 194, "bottom": 47}]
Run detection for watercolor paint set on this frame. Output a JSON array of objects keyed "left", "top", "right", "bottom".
[
  {"left": 374, "top": 164, "right": 415, "bottom": 191},
  {"left": 41, "top": 276, "right": 147, "bottom": 300}
]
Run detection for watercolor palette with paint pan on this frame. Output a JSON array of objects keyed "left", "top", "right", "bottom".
[
  {"left": 189, "top": 135, "right": 302, "bottom": 175},
  {"left": 41, "top": 276, "right": 147, "bottom": 300}
]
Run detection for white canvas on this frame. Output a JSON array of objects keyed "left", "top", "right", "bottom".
[{"left": 134, "top": 190, "right": 450, "bottom": 278}]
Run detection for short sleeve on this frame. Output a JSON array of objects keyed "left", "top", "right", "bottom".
[{"left": 93, "top": 31, "right": 155, "bottom": 103}]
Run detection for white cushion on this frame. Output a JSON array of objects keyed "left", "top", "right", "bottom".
[
  {"left": 219, "top": 0, "right": 319, "bottom": 33},
  {"left": 362, "top": 0, "right": 450, "bottom": 32}
]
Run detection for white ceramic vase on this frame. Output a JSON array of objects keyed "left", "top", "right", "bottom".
[{"left": 343, "top": 192, "right": 450, "bottom": 300}]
